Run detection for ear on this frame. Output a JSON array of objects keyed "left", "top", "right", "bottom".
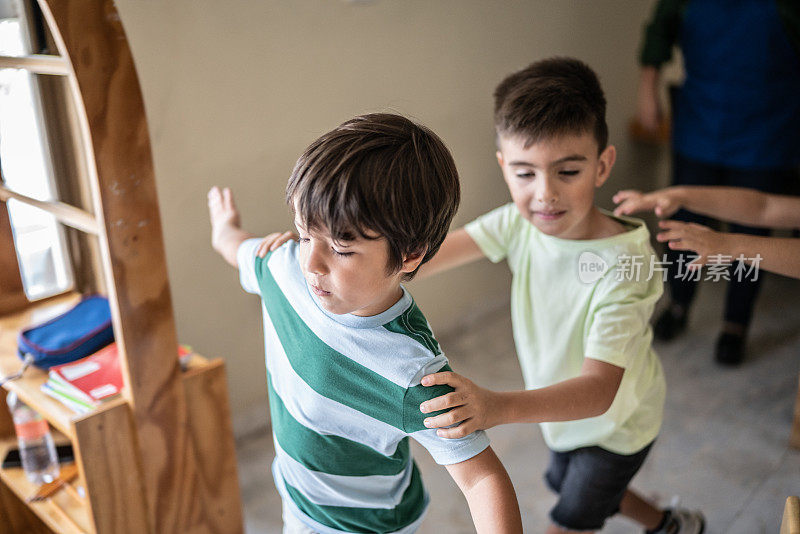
[
  {"left": 595, "top": 144, "right": 617, "bottom": 188},
  {"left": 496, "top": 150, "right": 505, "bottom": 169},
  {"left": 400, "top": 249, "right": 427, "bottom": 275}
]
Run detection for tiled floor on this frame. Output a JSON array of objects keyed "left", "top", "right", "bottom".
[{"left": 236, "top": 273, "right": 800, "bottom": 533}]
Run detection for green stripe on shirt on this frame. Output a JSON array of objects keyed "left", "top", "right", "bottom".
[
  {"left": 284, "top": 462, "right": 427, "bottom": 533},
  {"left": 267, "top": 373, "right": 410, "bottom": 477},
  {"left": 402, "top": 364, "right": 454, "bottom": 433},
  {"left": 383, "top": 304, "right": 442, "bottom": 355}
]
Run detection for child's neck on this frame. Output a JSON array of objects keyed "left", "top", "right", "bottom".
[
  {"left": 351, "top": 285, "right": 404, "bottom": 317},
  {"left": 574, "top": 207, "right": 629, "bottom": 240}
]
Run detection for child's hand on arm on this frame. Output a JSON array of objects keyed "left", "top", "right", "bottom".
[
  {"left": 612, "top": 187, "right": 684, "bottom": 218},
  {"left": 255, "top": 231, "right": 298, "bottom": 258},
  {"left": 207, "top": 186, "right": 254, "bottom": 267},
  {"left": 419, "top": 372, "right": 503, "bottom": 438},
  {"left": 421, "top": 359, "right": 623, "bottom": 437},
  {"left": 445, "top": 447, "right": 523, "bottom": 534}
]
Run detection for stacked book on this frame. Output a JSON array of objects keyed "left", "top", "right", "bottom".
[{"left": 41, "top": 343, "right": 193, "bottom": 414}]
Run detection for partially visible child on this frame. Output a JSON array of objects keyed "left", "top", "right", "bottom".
[
  {"left": 415, "top": 59, "right": 704, "bottom": 534},
  {"left": 207, "top": 113, "right": 522, "bottom": 534},
  {"left": 614, "top": 186, "right": 800, "bottom": 280}
]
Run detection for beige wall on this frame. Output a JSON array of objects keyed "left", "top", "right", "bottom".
[{"left": 113, "top": 0, "right": 666, "bottom": 435}]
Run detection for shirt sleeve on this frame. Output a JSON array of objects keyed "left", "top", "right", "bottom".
[
  {"left": 463, "top": 203, "right": 519, "bottom": 264},
  {"left": 584, "top": 266, "right": 663, "bottom": 369},
  {"left": 639, "top": 0, "right": 686, "bottom": 67},
  {"left": 237, "top": 238, "right": 264, "bottom": 295},
  {"left": 401, "top": 359, "right": 491, "bottom": 465}
]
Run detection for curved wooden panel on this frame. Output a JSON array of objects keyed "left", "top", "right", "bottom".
[{"left": 29, "top": 2, "right": 242, "bottom": 533}]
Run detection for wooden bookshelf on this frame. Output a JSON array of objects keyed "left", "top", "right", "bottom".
[
  {"left": 0, "top": 1, "right": 244, "bottom": 532},
  {"left": 0, "top": 293, "right": 83, "bottom": 440},
  {"left": 0, "top": 435, "right": 92, "bottom": 534}
]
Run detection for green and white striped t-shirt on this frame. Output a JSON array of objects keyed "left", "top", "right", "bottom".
[{"left": 237, "top": 239, "right": 490, "bottom": 534}]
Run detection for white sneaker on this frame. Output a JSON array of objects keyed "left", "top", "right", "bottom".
[{"left": 668, "top": 507, "right": 706, "bottom": 534}]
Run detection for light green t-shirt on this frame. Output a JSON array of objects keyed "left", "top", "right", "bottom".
[{"left": 465, "top": 203, "right": 666, "bottom": 454}]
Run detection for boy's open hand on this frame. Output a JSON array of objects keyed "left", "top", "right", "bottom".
[
  {"left": 256, "top": 231, "right": 298, "bottom": 257},
  {"left": 657, "top": 220, "right": 729, "bottom": 267},
  {"left": 420, "top": 371, "right": 500, "bottom": 439},
  {"left": 613, "top": 189, "right": 681, "bottom": 219},
  {"left": 208, "top": 186, "right": 241, "bottom": 234}
]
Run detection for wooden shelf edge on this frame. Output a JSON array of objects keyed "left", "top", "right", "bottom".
[
  {"left": 0, "top": 293, "right": 84, "bottom": 441},
  {"left": 0, "top": 437, "right": 93, "bottom": 534}
]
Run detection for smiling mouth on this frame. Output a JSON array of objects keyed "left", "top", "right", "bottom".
[
  {"left": 310, "top": 283, "right": 331, "bottom": 297},
  {"left": 533, "top": 210, "right": 566, "bottom": 220}
]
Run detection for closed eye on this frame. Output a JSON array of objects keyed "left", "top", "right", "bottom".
[
  {"left": 332, "top": 248, "right": 354, "bottom": 257},
  {"left": 560, "top": 170, "right": 580, "bottom": 176}
]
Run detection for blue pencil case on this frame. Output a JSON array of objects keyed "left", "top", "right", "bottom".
[{"left": 18, "top": 295, "right": 115, "bottom": 369}]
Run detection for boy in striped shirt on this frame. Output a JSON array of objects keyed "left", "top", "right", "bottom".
[{"left": 207, "top": 114, "right": 522, "bottom": 533}]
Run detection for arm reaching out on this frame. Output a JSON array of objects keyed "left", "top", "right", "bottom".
[
  {"left": 416, "top": 228, "right": 486, "bottom": 279},
  {"left": 207, "top": 186, "right": 255, "bottom": 267},
  {"left": 657, "top": 220, "right": 800, "bottom": 279},
  {"left": 445, "top": 447, "right": 523, "bottom": 533},
  {"left": 614, "top": 186, "right": 800, "bottom": 229},
  {"left": 420, "top": 359, "right": 623, "bottom": 438}
]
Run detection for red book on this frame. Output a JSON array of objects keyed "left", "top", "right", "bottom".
[{"left": 48, "top": 343, "right": 193, "bottom": 405}]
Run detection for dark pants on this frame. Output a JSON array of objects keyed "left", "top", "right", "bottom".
[
  {"left": 666, "top": 153, "right": 797, "bottom": 327},
  {"left": 544, "top": 443, "right": 653, "bottom": 531}
]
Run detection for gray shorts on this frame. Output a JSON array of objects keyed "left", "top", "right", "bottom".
[{"left": 544, "top": 441, "right": 654, "bottom": 531}]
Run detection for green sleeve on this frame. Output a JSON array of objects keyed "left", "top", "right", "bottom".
[
  {"left": 777, "top": 0, "right": 800, "bottom": 57},
  {"left": 639, "top": 0, "right": 688, "bottom": 67},
  {"left": 401, "top": 364, "right": 455, "bottom": 433}
]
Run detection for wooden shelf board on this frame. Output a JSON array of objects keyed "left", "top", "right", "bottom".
[
  {"left": 0, "top": 293, "right": 83, "bottom": 440},
  {"left": 0, "top": 437, "right": 93, "bottom": 534},
  {"left": 0, "top": 293, "right": 213, "bottom": 442}
]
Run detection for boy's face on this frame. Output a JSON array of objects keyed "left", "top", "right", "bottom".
[
  {"left": 496, "top": 132, "right": 616, "bottom": 240},
  {"left": 293, "top": 212, "right": 423, "bottom": 317}
]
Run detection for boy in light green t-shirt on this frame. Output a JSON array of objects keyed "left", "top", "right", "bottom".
[{"left": 416, "top": 58, "right": 705, "bottom": 534}]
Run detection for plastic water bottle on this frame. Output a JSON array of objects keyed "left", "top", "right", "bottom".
[{"left": 6, "top": 391, "right": 59, "bottom": 484}]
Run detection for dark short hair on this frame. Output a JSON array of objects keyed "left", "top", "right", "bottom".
[
  {"left": 286, "top": 113, "right": 460, "bottom": 280},
  {"left": 494, "top": 57, "right": 608, "bottom": 152}
]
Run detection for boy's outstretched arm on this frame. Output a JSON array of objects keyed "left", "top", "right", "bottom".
[
  {"left": 420, "top": 359, "right": 623, "bottom": 438},
  {"left": 208, "top": 186, "right": 254, "bottom": 267},
  {"left": 416, "top": 228, "right": 486, "bottom": 279},
  {"left": 445, "top": 447, "right": 523, "bottom": 533},
  {"left": 614, "top": 186, "right": 800, "bottom": 229}
]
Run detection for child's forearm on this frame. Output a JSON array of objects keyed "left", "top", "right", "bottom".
[
  {"left": 669, "top": 186, "right": 800, "bottom": 228},
  {"left": 462, "top": 472, "right": 522, "bottom": 533},
  {"left": 495, "top": 370, "right": 622, "bottom": 426},
  {"left": 724, "top": 234, "right": 800, "bottom": 280},
  {"left": 446, "top": 448, "right": 522, "bottom": 534},
  {"left": 416, "top": 228, "right": 485, "bottom": 279},
  {"left": 212, "top": 222, "right": 254, "bottom": 268}
]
